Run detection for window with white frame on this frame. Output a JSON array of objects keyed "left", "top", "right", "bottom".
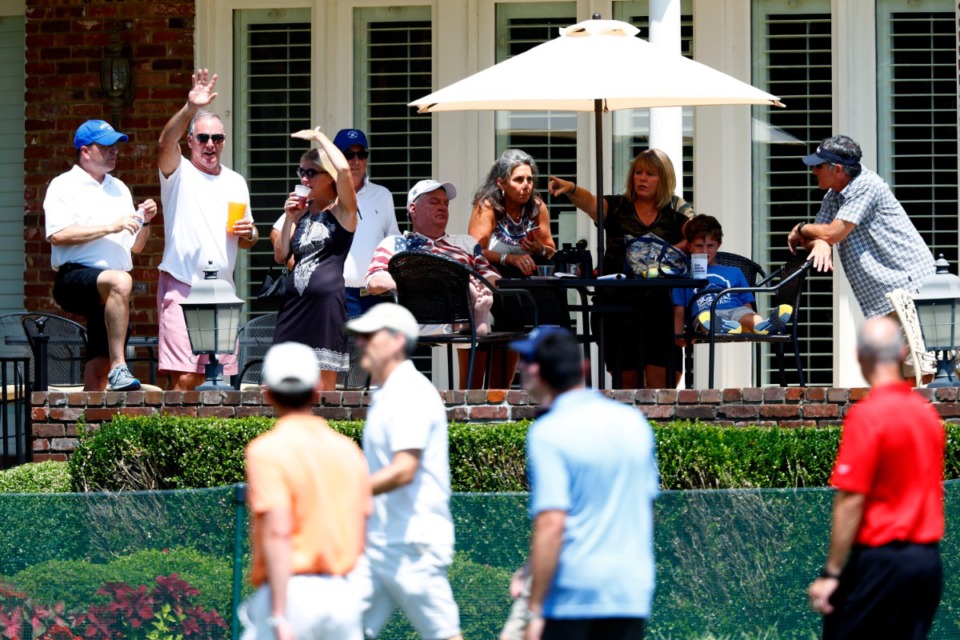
[
  {"left": 233, "top": 8, "right": 312, "bottom": 316},
  {"left": 612, "top": 0, "right": 694, "bottom": 204},
  {"left": 752, "top": 0, "right": 833, "bottom": 386},
  {"left": 353, "top": 6, "right": 433, "bottom": 233},
  {"left": 876, "top": 0, "right": 957, "bottom": 262},
  {"left": 494, "top": 3, "right": 577, "bottom": 245}
]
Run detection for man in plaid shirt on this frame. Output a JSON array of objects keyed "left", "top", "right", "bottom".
[
  {"left": 366, "top": 179, "right": 499, "bottom": 336},
  {"left": 787, "top": 135, "right": 934, "bottom": 320}
]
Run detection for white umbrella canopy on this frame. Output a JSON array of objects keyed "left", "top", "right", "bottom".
[
  {"left": 409, "top": 17, "right": 784, "bottom": 274},
  {"left": 410, "top": 19, "right": 784, "bottom": 113}
]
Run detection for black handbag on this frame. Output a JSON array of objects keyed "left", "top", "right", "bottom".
[{"left": 256, "top": 268, "right": 288, "bottom": 300}]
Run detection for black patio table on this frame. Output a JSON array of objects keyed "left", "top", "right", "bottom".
[{"left": 498, "top": 275, "right": 708, "bottom": 389}]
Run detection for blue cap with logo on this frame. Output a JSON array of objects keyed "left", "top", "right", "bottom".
[
  {"left": 333, "top": 128, "right": 369, "bottom": 152},
  {"left": 508, "top": 325, "right": 574, "bottom": 361},
  {"left": 74, "top": 120, "right": 128, "bottom": 149},
  {"left": 801, "top": 145, "right": 861, "bottom": 167}
]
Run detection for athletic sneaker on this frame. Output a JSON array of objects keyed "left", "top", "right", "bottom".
[
  {"left": 696, "top": 311, "right": 742, "bottom": 335},
  {"left": 107, "top": 363, "right": 141, "bottom": 391},
  {"left": 755, "top": 304, "right": 793, "bottom": 335}
]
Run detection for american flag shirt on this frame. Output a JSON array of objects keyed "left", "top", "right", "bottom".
[
  {"left": 365, "top": 231, "right": 499, "bottom": 287},
  {"left": 814, "top": 168, "right": 934, "bottom": 318}
]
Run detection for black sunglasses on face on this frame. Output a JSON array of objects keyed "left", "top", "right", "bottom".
[
  {"left": 194, "top": 133, "right": 225, "bottom": 144},
  {"left": 343, "top": 149, "right": 369, "bottom": 160},
  {"left": 297, "top": 167, "right": 323, "bottom": 179}
]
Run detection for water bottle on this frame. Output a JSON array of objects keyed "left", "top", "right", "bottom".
[{"left": 134, "top": 204, "right": 145, "bottom": 231}]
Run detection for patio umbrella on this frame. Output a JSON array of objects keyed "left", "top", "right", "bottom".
[{"left": 410, "top": 17, "right": 784, "bottom": 273}]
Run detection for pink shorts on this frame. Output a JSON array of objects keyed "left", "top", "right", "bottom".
[{"left": 157, "top": 271, "right": 238, "bottom": 375}]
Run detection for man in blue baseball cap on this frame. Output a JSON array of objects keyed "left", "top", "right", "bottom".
[
  {"left": 331, "top": 128, "right": 399, "bottom": 318},
  {"left": 44, "top": 119, "right": 157, "bottom": 391},
  {"left": 510, "top": 326, "right": 659, "bottom": 640}
]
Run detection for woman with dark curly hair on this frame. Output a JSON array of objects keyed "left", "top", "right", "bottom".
[{"left": 470, "top": 148, "right": 556, "bottom": 278}]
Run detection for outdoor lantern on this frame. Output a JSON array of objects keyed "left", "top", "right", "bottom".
[
  {"left": 100, "top": 24, "right": 131, "bottom": 125},
  {"left": 912, "top": 254, "right": 960, "bottom": 387},
  {"left": 181, "top": 262, "right": 244, "bottom": 390}
]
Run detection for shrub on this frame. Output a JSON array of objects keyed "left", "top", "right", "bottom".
[{"left": 0, "top": 461, "right": 72, "bottom": 493}]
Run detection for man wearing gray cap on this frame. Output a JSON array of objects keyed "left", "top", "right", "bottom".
[
  {"left": 346, "top": 303, "right": 463, "bottom": 640},
  {"left": 44, "top": 119, "right": 158, "bottom": 391},
  {"left": 241, "top": 341, "right": 370, "bottom": 640},
  {"left": 787, "top": 134, "right": 934, "bottom": 320}
]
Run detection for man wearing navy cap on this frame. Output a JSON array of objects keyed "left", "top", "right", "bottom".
[
  {"left": 512, "top": 326, "right": 659, "bottom": 640},
  {"left": 43, "top": 119, "right": 158, "bottom": 391},
  {"left": 787, "top": 135, "right": 934, "bottom": 321},
  {"left": 332, "top": 128, "right": 400, "bottom": 318}
]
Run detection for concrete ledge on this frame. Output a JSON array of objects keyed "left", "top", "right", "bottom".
[{"left": 28, "top": 386, "right": 960, "bottom": 460}]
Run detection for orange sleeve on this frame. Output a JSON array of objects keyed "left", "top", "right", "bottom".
[{"left": 246, "top": 439, "right": 292, "bottom": 514}]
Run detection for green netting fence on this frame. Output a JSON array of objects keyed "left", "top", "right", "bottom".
[{"left": 1, "top": 482, "right": 958, "bottom": 639}]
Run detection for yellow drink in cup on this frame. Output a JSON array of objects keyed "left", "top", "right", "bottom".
[{"left": 227, "top": 201, "right": 247, "bottom": 232}]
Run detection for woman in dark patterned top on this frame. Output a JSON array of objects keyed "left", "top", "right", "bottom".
[
  {"left": 548, "top": 149, "right": 694, "bottom": 389},
  {"left": 272, "top": 128, "right": 358, "bottom": 390}
]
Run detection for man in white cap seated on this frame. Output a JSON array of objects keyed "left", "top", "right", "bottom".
[
  {"left": 241, "top": 341, "right": 370, "bottom": 639},
  {"left": 346, "top": 303, "right": 464, "bottom": 640},
  {"left": 365, "top": 179, "right": 500, "bottom": 336}
]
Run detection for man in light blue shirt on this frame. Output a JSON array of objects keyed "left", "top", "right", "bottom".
[{"left": 510, "top": 326, "right": 659, "bottom": 640}]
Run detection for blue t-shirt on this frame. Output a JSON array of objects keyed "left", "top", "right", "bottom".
[
  {"left": 672, "top": 264, "right": 755, "bottom": 316},
  {"left": 527, "top": 388, "right": 659, "bottom": 619}
]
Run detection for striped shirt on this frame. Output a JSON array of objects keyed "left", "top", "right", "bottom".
[
  {"left": 365, "top": 231, "right": 500, "bottom": 287},
  {"left": 814, "top": 168, "right": 934, "bottom": 318}
]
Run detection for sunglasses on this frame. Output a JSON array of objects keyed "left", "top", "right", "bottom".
[
  {"left": 343, "top": 149, "right": 369, "bottom": 160},
  {"left": 297, "top": 167, "right": 327, "bottom": 179},
  {"left": 194, "top": 133, "right": 226, "bottom": 144}
]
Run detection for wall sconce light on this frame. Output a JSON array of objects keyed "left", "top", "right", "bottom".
[{"left": 100, "top": 23, "right": 131, "bottom": 126}]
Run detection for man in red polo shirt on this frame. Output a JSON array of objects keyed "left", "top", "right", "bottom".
[{"left": 808, "top": 316, "right": 944, "bottom": 638}]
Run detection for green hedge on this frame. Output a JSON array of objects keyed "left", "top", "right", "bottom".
[
  {"left": 2, "top": 415, "right": 954, "bottom": 493},
  {"left": 0, "top": 460, "right": 72, "bottom": 493}
]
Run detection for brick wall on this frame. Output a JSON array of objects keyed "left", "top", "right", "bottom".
[
  {"left": 29, "top": 385, "right": 960, "bottom": 461},
  {"left": 23, "top": 1, "right": 196, "bottom": 340}
]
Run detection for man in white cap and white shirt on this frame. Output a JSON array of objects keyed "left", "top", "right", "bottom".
[{"left": 346, "top": 303, "right": 464, "bottom": 640}]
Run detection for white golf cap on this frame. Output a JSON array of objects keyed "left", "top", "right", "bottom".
[
  {"left": 407, "top": 179, "right": 457, "bottom": 207},
  {"left": 262, "top": 342, "right": 320, "bottom": 393},
  {"left": 346, "top": 303, "right": 420, "bottom": 343}
]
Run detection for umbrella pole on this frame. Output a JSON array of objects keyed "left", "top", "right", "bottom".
[{"left": 593, "top": 98, "right": 608, "bottom": 390}]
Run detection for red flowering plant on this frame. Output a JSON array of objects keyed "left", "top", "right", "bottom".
[
  {"left": 0, "top": 583, "right": 78, "bottom": 640},
  {"left": 71, "top": 574, "right": 227, "bottom": 639}
]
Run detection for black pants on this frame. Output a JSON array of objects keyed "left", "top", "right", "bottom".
[
  {"left": 543, "top": 617, "right": 645, "bottom": 640},
  {"left": 823, "top": 542, "right": 941, "bottom": 640}
]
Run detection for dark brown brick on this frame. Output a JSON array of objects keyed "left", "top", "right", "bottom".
[
  {"left": 677, "top": 389, "right": 699, "bottom": 404},
  {"left": 760, "top": 405, "right": 800, "bottom": 419},
  {"left": 826, "top": 388, "right": 849, "bottom": 403},
  {"left": 763, "top": 387, "right": 785, "bottom": 403},
  {"left": 802, "top": 404, "right": 840, "bottom": 418},
  {"left": 316, "top": 408, "right": 350, "bottom": 420},
  {"left": 804, "top": 387, "right": 826, "bottom": 401},
  {"left": 466, "top": 390, "right": 487, "bottom": 405},
  {"left": 635, "top": 389, "right": 657, "bottom": 404},
  {"left": 444, "top": 390, "right": 467, "bottom": 405},
  {"left": 675, "top": 406, "right": 716, "bottom": 420},
  {"left": 446, "top": 407, "right": 469, "bottom": 422},
  {"left": 656, "top": 389, "right": 678, "bottom": 404},
  {"left": 341, "top": 391, "right": 363, "bottom": 407},
  {"left": 611, "top": 390, "right": 637, "bottom": 404},
  {"left": 469, "top": 406, "right": 509, "bottom": 421},
  {"left": 643, "top": 405, "right": 676, "bottom": 420},
  {"left": 718, "top": 405, "right": 759, "bottom": 419},
  {"left": 699, "top": 389, "right": 722, "bottom": 404},
  {"left": 741, "top": 388, "right": 763, "bottom": 402},
  {"left": 49, "top": 407, "right": 83, "bottom": 421},
  {"left": 721, "top": 388, "right": 742, "bottom": 403},
  {"left": 849, "top": 387, "right": 870, "bottom": 402},
  {"left": 33, "top": 424, "right": 64, "bottom": 438}
]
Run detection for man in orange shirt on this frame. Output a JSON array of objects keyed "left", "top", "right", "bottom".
[{"left": 241, "top": 341, "right": 371, "bottom": 640}]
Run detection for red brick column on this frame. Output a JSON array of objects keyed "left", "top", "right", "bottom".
[{"left": 24, "top": 2, "right": 196, "bottom": 350}]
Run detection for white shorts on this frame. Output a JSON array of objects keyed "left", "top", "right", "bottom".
[
  {"left": 239, "top": 575, "right": 362, "bottom": 640},
  {"left": 157, "top": 271, "right": 238, "bottom": 375},
  {"left": 350, "top": 543, "right": 461, "bottom": 640}
]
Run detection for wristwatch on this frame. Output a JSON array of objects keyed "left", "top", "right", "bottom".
[
  {"left": 797, "top": 221, "right": 808, "bottom": 238},
  {"left": 266, "top": 615, "right": 287, "bottom": 628},
  {"left": 819, "top": 567, "right": 841, "bottom": 579}
]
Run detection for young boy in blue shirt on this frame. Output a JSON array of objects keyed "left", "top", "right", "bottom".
[{"left": 673, "top": 215, "right": 792, "bottom": 341}]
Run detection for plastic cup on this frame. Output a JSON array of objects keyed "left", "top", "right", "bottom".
[
  {"left": 294, "top": 184, "right": 311, "bottom": 199},
  {"left": 692, "top": 253, "right": 708, "bottom": 278},
  {"left": 536, "top": 265, "right": 555, "bottom": 278},
  {"left": 227, "top": 201, "right": 247, "bottom": 231}
]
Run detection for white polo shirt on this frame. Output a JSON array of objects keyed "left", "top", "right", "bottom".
[
  {"left": 44, "top": 165, "right": 136, "bottom": 271},
  {"left": 158, "top": 158, "right": 252, "bottom": 286},
  {"left": 362, "top": 359, "right": 453, "bottom": 547}
]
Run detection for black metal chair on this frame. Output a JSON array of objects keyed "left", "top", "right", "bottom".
[
  {"left": 21, "top": 313, "right": 88, "bottom": 390},
  {"left": 681, "top": 254, "right": 812, "bottom": 389},
  {"left": 682, "top": 252, "right": 766, "bottom": 388},
  {"left": 233, "top": 313, "right": 278, "bottom": 389},
  {"left": 387, "top": 251, "right": 537, "bottom": 389},
  {"left": 0, "top": 313, "right": 38, "bottom": 388}
]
